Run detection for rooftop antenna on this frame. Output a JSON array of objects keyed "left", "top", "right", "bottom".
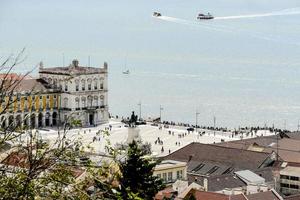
[
  {"left": 276, "top": 128, "right": 279, "bottom": 161},
  {"left": 213, "top": 115, "right": 216, "bottom": 136},
  {"left": 88, "top": 56, "right": 91, "bottom": 67}
]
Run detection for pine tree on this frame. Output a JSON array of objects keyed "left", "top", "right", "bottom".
[{"left": 118, "top": 140, "right": 165, "bottom": 199}]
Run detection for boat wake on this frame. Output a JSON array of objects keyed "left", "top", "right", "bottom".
[
  {"left": 154, "top": 8, "right": 300, "bottom": 46},
  {"left": 215, "top": 7, "right": 300, "bottom": 20}
]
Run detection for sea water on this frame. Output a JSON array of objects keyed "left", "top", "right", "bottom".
[{"left": 0, "top": 0, "right": 300, "bottom": 129}]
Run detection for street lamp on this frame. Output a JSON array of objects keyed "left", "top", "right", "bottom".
[
  {"left": 195, "top": 110, "right": 200, "bottom": 132},
  {"left": 137, "top": 101, "right": 142, "bottom": 120},
  {"left": 159, "top": 105, "right": 163, "bottom": 123},
  {"left": 213, "top": 116, "right": 216, "bottom": 136}
]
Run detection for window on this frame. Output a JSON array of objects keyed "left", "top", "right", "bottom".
[
  {"left": 157, "top": 174, "right": 161, "bottom": 178},
  {"left": 100, "top": 82, "right": 104, "bottom": 90},
  {"left": 206, "top": 166, "right": 219, "bottom": 175},
  {"left": 87, "top": 96, "right": 93, "bottom": 107},
  {"left": 39, "top": 96, "right": 42, "bottom": 99},
  {"left": 75, "top": 97, "right": 80, "bottom": 109},
  {"left": 81, "top": 80, "right": 85, "bottom": 91},
  {"left": 63, "top": 98, "right": 68, "bottom": 108},
  {"left": 59, "top": 80, "right": 63, "bottom": 89},
  {"left": 168, "top": 172, "right": 173, "bottom": 182},
  {"left": 94, "top": 96, "right": 98, "bottom": 106},
  {"left": 53, "top": 79, "right": 57, "bottom": 87},
  {"left": 94, "top": 79, "right": 98, "bottom": 90},
  {"left": 81, "top": 97, "right": 86, "bottom": 107},
  {"left": 75, "top": 80, "right": 79, "bottom": 91},
  {"left": 177, "top": 170, "right": 183, "bottom": 179},
  {"left": 290, "top": 184, "right": 299, "bottom": 189},
  {"left": 100, "top": 95, "right": 104, "bottom": 106},
  {"left": 64, "top": 83, "right": 68, "bottom": 92},
  {"left": 87, "top": 79, "right": 92, "bottom": 91},
  {"left": 280, "top": 183, "right": 289, "bottom": 188},
  {"left": 290, "top": 176, "right": 300, "bottom": 181},
  {"left": 163, "top": 173, "right": 167, "bottom": 182},
  {"left": 280, "top": 175, "right": 290, "bottom": 180}
]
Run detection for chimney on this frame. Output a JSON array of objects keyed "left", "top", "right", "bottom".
[
  {"left": 203, "top": 178, "right": 208, "bottom": 191},
  {"left": 39, "top": 61, "right": 44, "bottom": 69},
  {"left": 72, "top": 59, "right": 79, "bottom": 68},
  {"left": 103, "top": 62, "right": 108, "bottom": 69}
]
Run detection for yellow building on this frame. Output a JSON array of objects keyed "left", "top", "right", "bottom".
[{"left": 0, "top": 78, "right": 60, "bottom": 129}]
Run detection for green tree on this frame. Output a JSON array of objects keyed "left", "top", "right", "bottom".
[{"left": 118, "top": 140, "right": 165, "bottom": 200}]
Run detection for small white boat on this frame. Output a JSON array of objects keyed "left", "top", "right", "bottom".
[{"left": 123, "top": 70, "right": 130, "bottom": 74}]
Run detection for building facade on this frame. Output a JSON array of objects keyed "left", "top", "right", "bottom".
[
  {"left": 0, "top": 59, "right": 109, "bottom": 129},
  {"left": 153, "top": 160, "right": 187, "bottom": 184},
  {"left": 39, "top": 59, "right": 109, "bottom": 127},
  {"left": 280, "top": 166, "right": 300, "bottom": 196}
]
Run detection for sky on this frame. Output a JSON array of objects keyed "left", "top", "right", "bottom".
[{"left": 1, "top": 0, "right": 300, "bottom": 129}]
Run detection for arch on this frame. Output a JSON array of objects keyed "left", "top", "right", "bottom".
[
  {"left": 24, "top": 114, "right": 29, "bottom": 128},
  {"left": 52, "top": 112, "right": 57, "bottom": 126},
  {"left": 48, "top": 78, "right": 52, "bottom": 84},
  {"left": 81, "top": 79, "right": 86, "bottom": 91},
  {"left": 94, "top": 96, "right": 98, "bottom": 106},
  {"left": 64, "top": 82, "right": 68, "bottom": 92},
  {"left": 100, "top": 77, "right": 104, "bottom": 89},
  {"left": 58, "top": 79, "right": 63, "bottom": 89},
  {"left": 38, "top": 113, "right": 43, "bottom": 127},
  {"left": 87, "top": 78, "right": 92, "bottom": 90},
  {"left": 100, "top": 95, "right": 105, "bottom": 106},
  {"left": 93, "top": 78, "right": 98, "bottom": 90},
  {"left": 75, "top": 97, "right": 80, "bottom": 109},
  {"left": 30, "top": 113, "right": 36, "bottom": 128},
  {"left": 87, "top": 96, "right": 93, "bottom": 107},
  {"left": 1, "top": 116, "right": 6, "bottom": 129},
  {"left": 63, "top": 98, "right": 68, "bottom": 108},
  {"left": 81, "top": 97, "right": 86, "bottom": 107},
  {"left": 45, "top": 112, "right": 50, "bottom": 126},
  {"left": 53, "top": 78, "right": 57, "bottom": 87},
  {"left": 75, "top": 79, "right": 80, "bottom": 91},
  {"left": 16, "top": 115, "right": 22, "bottom": 128},
  {"left": 8, "top": 115, "right": 14, "bottom": 127}
]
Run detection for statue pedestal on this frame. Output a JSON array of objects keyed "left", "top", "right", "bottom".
[{"left": 126, "top": 126, "right": 141, "bottom": 144}]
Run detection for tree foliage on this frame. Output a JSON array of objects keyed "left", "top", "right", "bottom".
[{"left": 118, "top": 140, "right": 165, "bottom": 200}]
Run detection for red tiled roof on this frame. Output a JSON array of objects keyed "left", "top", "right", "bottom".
[
  {"left": 189, "top": 190, "right": 229, "bottom": 200},
  {"left": 155, "top": 187, "right": 175, "bottom": 200},
  {"left": 1, "top": 151, "right": 29, "bottom": 168}
]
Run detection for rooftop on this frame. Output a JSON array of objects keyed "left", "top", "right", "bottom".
[
  {"left": 155, "top": 160, "right": 187, "bottom": 171},
  {"left": 234, "top": 170, "right": 265, "bottom": 185},
  {"left": 164, "top": 142, "right": 273, "bottom": 171},
  {"left": 280, "top": 166, "right": 300, "bottom": 177},
  {"left": 39, "top": 59, "right": 108, "bottom": 75}
]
